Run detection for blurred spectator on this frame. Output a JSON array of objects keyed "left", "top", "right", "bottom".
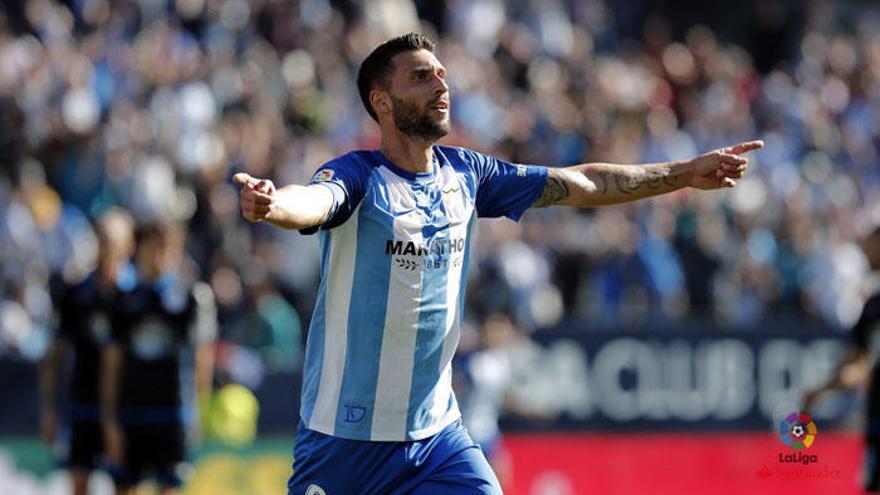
[{"left": 2, "top": 0, "right": 880, "bottom": 380}]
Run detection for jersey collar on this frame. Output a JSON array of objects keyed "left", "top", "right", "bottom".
[{"left": 373, "top": 148, "right": 442, "bottom": 181}]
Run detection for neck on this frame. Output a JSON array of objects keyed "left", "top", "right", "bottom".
[{"left": 379, "top": 126, "right": 434, "bottom": 174}]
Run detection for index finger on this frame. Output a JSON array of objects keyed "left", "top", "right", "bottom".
[{"left": 725, "top": 140, "right": 764, "bottom": 155}]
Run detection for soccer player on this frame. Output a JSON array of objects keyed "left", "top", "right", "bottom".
[
  {"left": 40, "top": 208, "right": 136, "bottom": 495},
  {"left": 100, "top": 221, "right": 217, "bottom": 495},
  {"left": 233, "top": 33, "right": 761, "bottom": 495},
  {"left": 803, "top": 226, "right": 880, "bottom": 492}
]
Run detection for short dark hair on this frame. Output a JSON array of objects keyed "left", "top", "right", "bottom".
[{"left": 357, "top": 33, "right": 436, "bottom": 122}]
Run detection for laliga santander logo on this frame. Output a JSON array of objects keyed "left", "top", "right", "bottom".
[
  {"left": 779, "top": 412, "right": 818, "bottom": 450},
  {"left": 759, "top": 411, "right": 840, "bottom": 476}
]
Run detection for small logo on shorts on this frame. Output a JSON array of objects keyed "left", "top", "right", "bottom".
[
  {"left": 305, "top": 484, "right": 326, "bottom": 495},
  {"left": 516, "top": 164, "right": 527, "bottom": 177}
]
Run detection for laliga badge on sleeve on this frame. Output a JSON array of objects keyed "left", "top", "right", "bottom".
[
  {"left": 313, "top": 169, "right": 335, "bottom": 182},
  {"left": 306, "top": 484, "right": 326, "bottom": 495}
]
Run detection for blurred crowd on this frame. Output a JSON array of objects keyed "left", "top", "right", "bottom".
[{"left": 1, "top": 0, "right": 880, "bottom": 366}]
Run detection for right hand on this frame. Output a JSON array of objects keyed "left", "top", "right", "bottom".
[
  {"left": 233, "top": 173, "right": 276, "bottom": 223},
  {"left": 687, "top": 140, "right": 763, "bottom": 190},
  {"left": 102, "top": 419, "right": 125, "bottom": 466}
]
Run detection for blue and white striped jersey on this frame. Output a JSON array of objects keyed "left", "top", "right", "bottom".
[{"left": 299, "top": 145, "right": 547, "bottom": 441}]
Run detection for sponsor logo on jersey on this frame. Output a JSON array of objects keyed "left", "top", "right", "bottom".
[{"left": 385, "top": 238, "right": 465, "bottom": 257}]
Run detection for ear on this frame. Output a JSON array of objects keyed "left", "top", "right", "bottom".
[{"left": 369, "top": 88, "right": 391, "bottom": 118}]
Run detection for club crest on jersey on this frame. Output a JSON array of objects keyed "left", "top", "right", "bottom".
[
  {"left": 131, "top": 318, "right": 174, "bottom": 360},
  {"left": 313, "top": 169, "right": 335, "bottom": 182}
]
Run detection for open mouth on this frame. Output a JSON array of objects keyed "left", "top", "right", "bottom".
[{"left": 429, "top": 99, "right": 450, "bottom": 112}]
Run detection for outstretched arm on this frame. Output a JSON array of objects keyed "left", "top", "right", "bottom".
[
  {"left": 233, "top": 173, "right": 334, "bottom": 230},
  {"left": 533, "top": 140, "right": 763, "bottom": 208},
  {"left": 803, "top": 348, "right": 869, "bottom": 411}
]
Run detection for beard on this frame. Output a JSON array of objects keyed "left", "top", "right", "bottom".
[{"left": 390, "top": 94, "right": 450, "bottom": 142}]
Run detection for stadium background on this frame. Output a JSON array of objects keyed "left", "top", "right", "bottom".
[{"left": 0, "top": 0, "right": 878, "bottom": 493}]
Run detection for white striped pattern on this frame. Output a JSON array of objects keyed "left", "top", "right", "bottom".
[
  {"left": 370, "top": 167, "right": 429, "bottom": 439},
  {"left": 307, "top": 206, "right": 360, "bottom": 435}
]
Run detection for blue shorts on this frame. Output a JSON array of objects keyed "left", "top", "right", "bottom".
[{"left": 288, "top": 419, "right": 502, "bottom": 495}]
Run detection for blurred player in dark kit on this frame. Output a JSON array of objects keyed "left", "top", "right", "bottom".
[
  {"left": 804, "top": 226, "right": 880, "bottom": 491},
  {"left": 101, "top": 220, "right": 217, "bottom": 495},
  {"left": 40, "top": 208, "right": 136, "bottom": 495}
]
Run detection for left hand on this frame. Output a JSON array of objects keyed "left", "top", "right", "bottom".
[{"left": 688, "top": 140, "right": 764, "bottom": 190}]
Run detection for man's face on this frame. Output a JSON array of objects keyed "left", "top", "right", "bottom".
[{"left": 384, "top": 49, "right": 450, "bottom": 142}]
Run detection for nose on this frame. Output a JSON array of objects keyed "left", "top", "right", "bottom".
[{"left": 432, "top": 73, "right": 448, "bottom": 96}]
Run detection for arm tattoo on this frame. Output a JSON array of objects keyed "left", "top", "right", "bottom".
[
  {"left": 611, "top": 170, "right": 680, "bottom": 195},
  {"left": 530, "top": 165, "right": 683, "bottom": 209},
  {"left": 613, "top": 174, "right": 638, "bottom": 194},
  {"left": 597, "top": 172, "right": 610, "bottom": 194},
  {"left": 534, "top": 174, "right": 570, "bottom": 207}
]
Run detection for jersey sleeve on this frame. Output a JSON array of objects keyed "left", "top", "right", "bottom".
[
  {"left": 299, "top": 152, "right": 372, "bottom": 235},
  {"left": 457, "top": 148, "right": 548, "bottom": 221}
]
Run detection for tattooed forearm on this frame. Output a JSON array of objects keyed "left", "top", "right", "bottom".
[
  {"left": 609, "top": 170, "right": 681, "bottom": 195},
  {"left": 534, "top": 174, "right": 571, "bottom": 207},
  {"left": 613, "top": 174, "right": 638, "bottom": 194},
  {"left": 528, "top": 162, "right": 688, "bottom": 209}
]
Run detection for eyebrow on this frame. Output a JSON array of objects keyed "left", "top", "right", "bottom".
[{"left": 410, "top": 65, "right": 446, "bottom": 75}]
